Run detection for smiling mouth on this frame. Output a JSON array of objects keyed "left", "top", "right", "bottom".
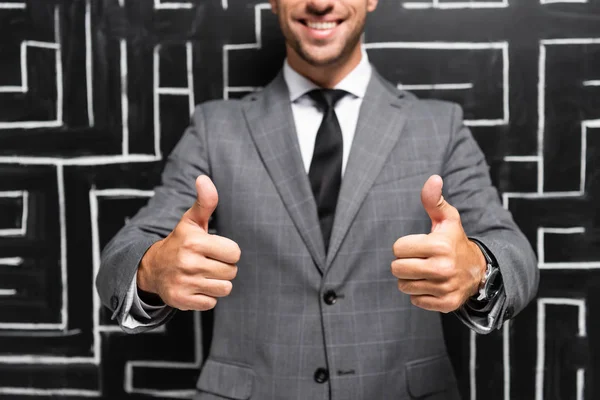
[{"left": 300, "top": 20, "right": 342, "bottom": 30}]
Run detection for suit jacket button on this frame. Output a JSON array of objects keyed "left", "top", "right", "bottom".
[
  {"left": 323, "top": 290, "right": 337, "bottom": 305},
  {"left": 111, "top": 295, "right": 119, "bottom": 310},
  {"left": 314, "top": 368, "right": 329, "bottom": 383}
]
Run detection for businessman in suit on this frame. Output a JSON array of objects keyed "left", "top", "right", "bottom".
[{"left": 96, "top": 0, "right": 539, "bottom": 398}]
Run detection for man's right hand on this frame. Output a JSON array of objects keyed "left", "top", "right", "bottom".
[{"left": 137, "top": 175, "right": 241, "bottom": 311}]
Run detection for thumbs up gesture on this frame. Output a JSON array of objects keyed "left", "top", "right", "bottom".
[
  {"left": 391, "top": 175, "right": 487, "bottom": 313},
  {"left": 137, "top": 175, "right": 241, "bottom": 311}
]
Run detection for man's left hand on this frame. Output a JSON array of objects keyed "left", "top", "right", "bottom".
[{"left": 391, "top": 174, "right": 487, "bottom": 313}]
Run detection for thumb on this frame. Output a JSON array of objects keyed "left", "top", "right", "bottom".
[
  {"left": 186, "top": 175, "right": 218, "bottom": 231},
  {"left": 420, "top": 175, "right": 459, "bottom": 229}
]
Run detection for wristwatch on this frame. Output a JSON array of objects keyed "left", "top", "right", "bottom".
[{"left": 470, "top": 239, "right": 503, "bottom": 302}]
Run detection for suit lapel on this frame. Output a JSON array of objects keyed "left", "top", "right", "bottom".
[
  {"left": 325, "top": 71, "right": 414, "bottom": 268},
  {"left": 242, "top": 73, "right": 326, "bottom": 272}
]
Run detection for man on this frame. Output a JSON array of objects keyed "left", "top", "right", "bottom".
[{"left": 96, "top": 0, "right": 539, "bottom": 398}]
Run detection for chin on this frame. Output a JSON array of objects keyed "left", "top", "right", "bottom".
[{"left": 299, "top": 46, "right": 345, "bottom": 67}]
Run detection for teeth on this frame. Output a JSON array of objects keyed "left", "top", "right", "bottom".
[{"left": 307, "top": 21, "right": 337, "bottom": 30}]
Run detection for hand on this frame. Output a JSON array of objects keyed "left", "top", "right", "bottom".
[
  {"left": 391, "top": 175, "right": 486, "bottom": 313},
  {"left": 137, "top": 175, "right": 241, "bottom": 311}
]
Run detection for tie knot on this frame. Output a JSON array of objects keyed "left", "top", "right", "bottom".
[{"left": 307, "top": 89, "right": 348, "bottom": 111}]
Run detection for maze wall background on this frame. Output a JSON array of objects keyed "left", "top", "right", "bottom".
[{"left": 0, "top": 0, "right": 599, "bottom": 399}]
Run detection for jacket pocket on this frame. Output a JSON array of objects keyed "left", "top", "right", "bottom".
[
  {"left": 196, "top": 358, "right": 254, "bottom": 400},
  {"left": 405, "top": 354, "right": 456, "bottom": 398}
]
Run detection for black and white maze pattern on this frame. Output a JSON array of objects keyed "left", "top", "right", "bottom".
[{"left": 0, "top": 0, "right": 599, "bottom": 398}]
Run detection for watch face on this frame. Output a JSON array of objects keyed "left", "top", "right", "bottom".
[{"left": 485, "top": 268, "right": 502, "bottom": 298}]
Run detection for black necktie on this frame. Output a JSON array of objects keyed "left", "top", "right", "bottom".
[{"left": 307, "top": 89, "right": 347, "bottom": 252}]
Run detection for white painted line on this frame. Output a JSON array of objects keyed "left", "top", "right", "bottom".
[
  {"left": 536, "top": 298, "right": 586, "bottom": 400},
  {"left": 0, "top": 257, "right": 24, "bottom": 266},
  {"left": 0, "top": 323, "right": 63, "bottom": 330},
  {"left": 504, "top": 155, "right": 540, "bottom": 162},
  {"left": 85, "top": 0, "right": 94, "bottom": 127},
  {"left": 0, "top": 190, "right": 25, "bottom": 198},
  {"left": 541, "top": 0, "right": 586, "bottom": 4},
  {"left": 504, "top": 191, "right": 584, "bottom": 202},
  {"left": 583, "top": 80, "right": 600, "bottom": 86},
  {"left": 187, "top": 41, "right": 195, "bottom": 116},
  {"left": 226, "top": 86, "right": 262, "bottom": 93},
  {"left": 541, "top": 38, "right": 600, "bottom": 45},
  {"left": 156, "top": 88, "right": 190, "bottom": 95},
  {"left": 465, "top": 119, "right": 506, "bottom": 127},
  {"left": 540, "top": 262, "right": 600, "bottom": 269},
  {"left": 0, "top": 120, "right": 63, "bottom": 129},
  {"left": 403, "top": 1, "right": 508, "bottom": 8},
  {"left": 93, "top": 189, "right": 154, "bottom": 197},
  {"left": 154, "top": 0, "right": 193, "bottom": 9},
  {"left": 153, "top": 44, "right": 162, "bottom": 158},
  {"left": 0, "top": 154, "right": 160, "bottom": 166},
  {"left": 0, "top": 86, "right": 26, "bottom": 93},
  {"left": 502, "top": 42, "right": 510, "bottom": 126},
  {"left": 365, "top": 42, "right": 507, "bottom": 50},
  {"left": 0, "top": 388, "right": 99, "bottom": 397},
  {"left": 57, "top": 165, "right": 68, "bottom": 331},
  {"left": 503, "top": 321, "right": 510, "bottom": 400},
  {"left": 0, "top": 3, "right": 26, "bottom": 9},
  {"left": 469, "top": 330, "right": 476, "bottom": 400},
  {"left": 54, "top": 6, "right": 63, "bottom": 125},
  {"left": 222, "top": 0, "right": 228, "bottom": 9},
  {"left": 577, "top": 369, "right": 585, "bottom": 400},
  {"left": 121, "top": 39, "right": 129, "bottom": 155},
  {"left": 0, "top": 355, "right": 95, "bottom": 364},
  {"left": 89, "top": 189, "right": 102, "bottom": 365},
  {"left": 0, "top": 289, "right": 17, "bottom": 296},
  {"left": 397, "top": 83, "right": 474, "bottom": 90}
]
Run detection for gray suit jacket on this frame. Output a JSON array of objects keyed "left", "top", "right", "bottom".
[{"left": 96, "top": 68, "right": 538, "bottom": 400}]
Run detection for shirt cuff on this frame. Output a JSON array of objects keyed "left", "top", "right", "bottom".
[
  {"left": 119, "top": 273, "right": 170, "bottom": 330},
  {"left": 454, "top": 288, "right": 506, "bottom": 334}
]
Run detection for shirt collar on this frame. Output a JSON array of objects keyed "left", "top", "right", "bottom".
[{"left": 283, "top": 49, "right": 372, "bottom": 102}]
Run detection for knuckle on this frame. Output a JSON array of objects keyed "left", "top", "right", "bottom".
[
  {"left": 180, "top": 234, "right": 198, "bottom": 250},
  {"left": 177, "top": 252, "right": 197, "bottom": 272},
  {"left": 438, "top": 280, "right": 453, "bottom": 295},
  {"left": 436, "top": 238, "right": 453, "bottom": 255},
  {"left": 437, "top": 258, "right": 455, "bottom": 276}
]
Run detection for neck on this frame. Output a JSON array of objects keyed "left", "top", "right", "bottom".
[{"left": 287, "top": 44, "right": 363, "bottom": 88}]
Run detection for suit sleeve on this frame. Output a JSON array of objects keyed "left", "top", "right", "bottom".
[
  {"left": 440, "top": 103, "right": 539, "bottom": 333},
  {"left": 95, "top": 105, "right": 211, "bottom": 333}
]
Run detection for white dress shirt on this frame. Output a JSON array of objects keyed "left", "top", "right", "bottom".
[{"left": 120, "top": 52, "right": 373, "bottom": 329}]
